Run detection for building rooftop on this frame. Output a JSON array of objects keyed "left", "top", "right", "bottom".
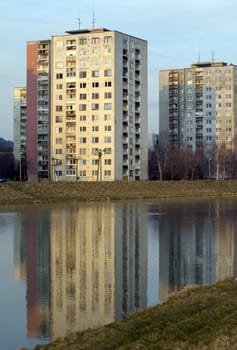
[
  {"left": 65, "top": 28, "right": 110, "bottom": 35},
  {"left": 191, "top": 62, "right": 227, "bottom": 68}
]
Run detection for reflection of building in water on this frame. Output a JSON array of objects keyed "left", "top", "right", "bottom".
[
  {"left": 215, "top": 200, "right": 237, "bottom": 280},
  {"left": 50, "top": 203, "right": 115, "bottom": 340},
  {"left": 14, "top": 202, "right": 149, "bottom": 342},
  {"left": 159, "top": 202, "right": 217, "bottom": 297},
  {"left": 159, "top": 200, "right": 237, "bottom": 299},
  {"left": 114, "top": 203, "right": 148, "bottom": 320},
  {"left": 14, "top": 213, "right": 26, "bottom": 281},
  {"left": 25, "top": 211, "right": 50, "bottom": 339}
]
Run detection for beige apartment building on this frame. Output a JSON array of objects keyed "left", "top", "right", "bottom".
[
  {"left": 26, "top": 28, "right": 148, "bottom": 182},
  {"left": 159, "top": 62, "right": 237, "bottom": 154}
]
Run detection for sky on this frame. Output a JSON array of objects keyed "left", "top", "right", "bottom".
[{"left": 1, "top": 0, "right": 237, "bottom": 141}]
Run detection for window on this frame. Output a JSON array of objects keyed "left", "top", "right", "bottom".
[
  {"left": 104, "top": 92, "right": 112, "bottom": 99},
  {"left": 56, "top": 62, "right": 63, "bottom": 69},
  {"left": 105, "top": 47, "right": 112, "bottom": 55},
  {"left": 92, "top": 37, "right": 100, "bottom": 44},
  {"left": 56, "top": 95, "right": 63, "bottom": 101},
  {"left": 104, "top": 159, "right": 111, "bottom": 165},
  {"left": 56, "top": 73, "right": 63, "bottom": 79},
  {"left": 80, "top": 126, "right": 86, "bottom": 132},
  {"left": 92, "top": 93, "right": 99, "bottom": 99},
  {"left": 79, "top": 71, "right": 87, "bottom": 78},
  {"left": 92, "top": 137, "right": 99, "bottom": 143},
  {"left": 79, "top": 49, "right": 86, "bottom": 56},
  {"left": 79, "top": 148, "right": 86, "bottom": 155},
  {"left": 79, "top": 93, "right": 87, "bottom": 100},
  {"left": 104, "top": 170, "right": 111, "bottom": 177},
  {"left": 92, "top": 70, "right": 99, "bottom": 77},
  {"left": 56, "top": 84, "right": 63, "bottom": 89},
  {"left": 80, "top": 137, "right": 87, "bottom": 143},
  {"left": 56, "top": 138, "right": 63, "bottom": 144},
  {"left": 91, "top": 59, "right": 99, "bottom": 66},
  {"left": 79, "top": 170, "right": 86, "bottom": 177},
  {"left": 104, "top": 69, "right": 112, "bottom": 77},
  {"left": 92, "top": 82, "right": 99, "bottom": 88},
  {"left": 92, "top": 159, "right": 99, "bottom": 165},
  {"left": 92, "top": 48, "right": 99, "bottom": 55},
  {"left": 66, "top": 169, "right": 76, "bottom": 176},
  {"left": 79, "top": 38, "right": 87, "bottom": 45},
  {"left": 56, "top": 116, "right": 62, "bottom": 123},
  {"left": 104, "top": 136, "right": 112, "bottom": 143},
  {"left": 104, "top": 147, "right": 111, "bottom": 154},
  {"left": 79, "top": 104, "right": 86, "bottom": 111},
  {"left": 56, "top": 127, "right": 63, "bottom": 133},
  {"left": 79, "top": 60, "right": 86, "bottom": 67},
  {"left": 91, "top": 103, "right": 99, "bottom": 110},
  {"left": 55, "top": 149, "right": 62, "bottom": 154},
  {"left": 105, "top": 81, "right": 112, "bottom": 87},
  {"left": 104, "top": 103, "right": 112, "bottom": 110},
  {"left": 80, "top": 115, "right": 86, "bottom": 121},
  {"left": 104, "top": 58, "right": 112, "bottom": 65},
  {"left": 92, "top": 126, "right": 99, "bottom": 131},
  {"left": 105, "top": 125, "right": 112, "bottom": 131},
  {"left": 56, "top": 106, "right": 63, "bottom": 112},
  {"left": 104, "top": 114, "right": 111, "bottom": 121},
  {"left": 92, "top": 114, "right": 99, "bottom": 121},
  {"left": 80, "top": 159, "right": 86, "bottom": 165},
  {"left": 104, "top": 36, "right": 112, "bottom": 44},
  {"left": 80, "top": 83, "right": 86, "bottom": 88}
]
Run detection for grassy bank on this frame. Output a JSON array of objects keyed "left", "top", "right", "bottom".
[
  {"left": 22, "top": 279, "right": 237, "bottom": 350},
  {"left": 1, "top": 180, "right": 237, "bottom": 206}
]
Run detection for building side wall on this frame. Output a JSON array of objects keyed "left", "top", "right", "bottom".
[{"left": 27, "top": 42, "right": 39, "bottom": 181}]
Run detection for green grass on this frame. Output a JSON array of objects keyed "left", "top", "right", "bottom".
[
  {"left": 1, "top": 180, "right": 237, "bottom": 206},
  {"left": 22, "top": 279, "right": 237, "bottom": 350}
]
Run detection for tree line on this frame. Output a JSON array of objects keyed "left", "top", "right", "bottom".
[{"left": 149, "top": 140, "right": 237, "bottom": 181}]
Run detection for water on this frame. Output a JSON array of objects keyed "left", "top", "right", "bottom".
[{"left": 0, "top": 198, "right": 237, "bottom": 349}]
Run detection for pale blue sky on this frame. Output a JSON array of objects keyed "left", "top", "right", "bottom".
[{"left": 1, "top": 0, "right": 237, "bottom": 140}]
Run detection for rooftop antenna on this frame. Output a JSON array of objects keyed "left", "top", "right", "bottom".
[
  {"left": 92, "top": 0, "right": 96, "bottom": 28},
  {"left": 77, "top": 17, "right": 82, "bottom": 29},
  {"left": 77, "top": 9, "right": 82, "bottom": 29},
  {"left": 212, "top": 51, "right": 215, "bottom": 63}
]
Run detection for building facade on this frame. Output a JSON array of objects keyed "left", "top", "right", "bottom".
[
  {"left": 13, "top": 87, "right": 27, "bottom": 160},
  {"left": 159, "top": 62, "right": 237, "bottom": 154},
  {"left": 26, "top": 28, "right": 148, "bottom": 181},
  {"left": 26, "top": 40, "right": 51, "bottom": 181}
]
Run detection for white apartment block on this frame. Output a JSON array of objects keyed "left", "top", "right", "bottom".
[
  {"left": 50, "top": 28, "right": 148, "bottom": 181},
  {"left": 159, "top": 62, "right": 237, "bottom": 154},
  {"left": 26, "top": 28, "right": 148, "bottom": 182}
]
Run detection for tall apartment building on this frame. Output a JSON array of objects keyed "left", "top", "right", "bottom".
[
  {"left": 26, "top": 28, "right": 148, "bottom": 181},
  {"left": 159, "top": 62, "right": 237, "bottom": 154},
  {"left": 27, "top": 40, "right": 51, "bottom": 181},
  {"left": 13, "top": 87, "right": 27, "bottom": 161}
]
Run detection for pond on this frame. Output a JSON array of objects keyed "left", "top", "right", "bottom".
[{"left": 0, "top": 198, "right": 237, "bottom": 349}]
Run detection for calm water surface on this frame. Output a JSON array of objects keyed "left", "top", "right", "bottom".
[{"left": 1, "top": 198, "right": 237, "bottom": 349}]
